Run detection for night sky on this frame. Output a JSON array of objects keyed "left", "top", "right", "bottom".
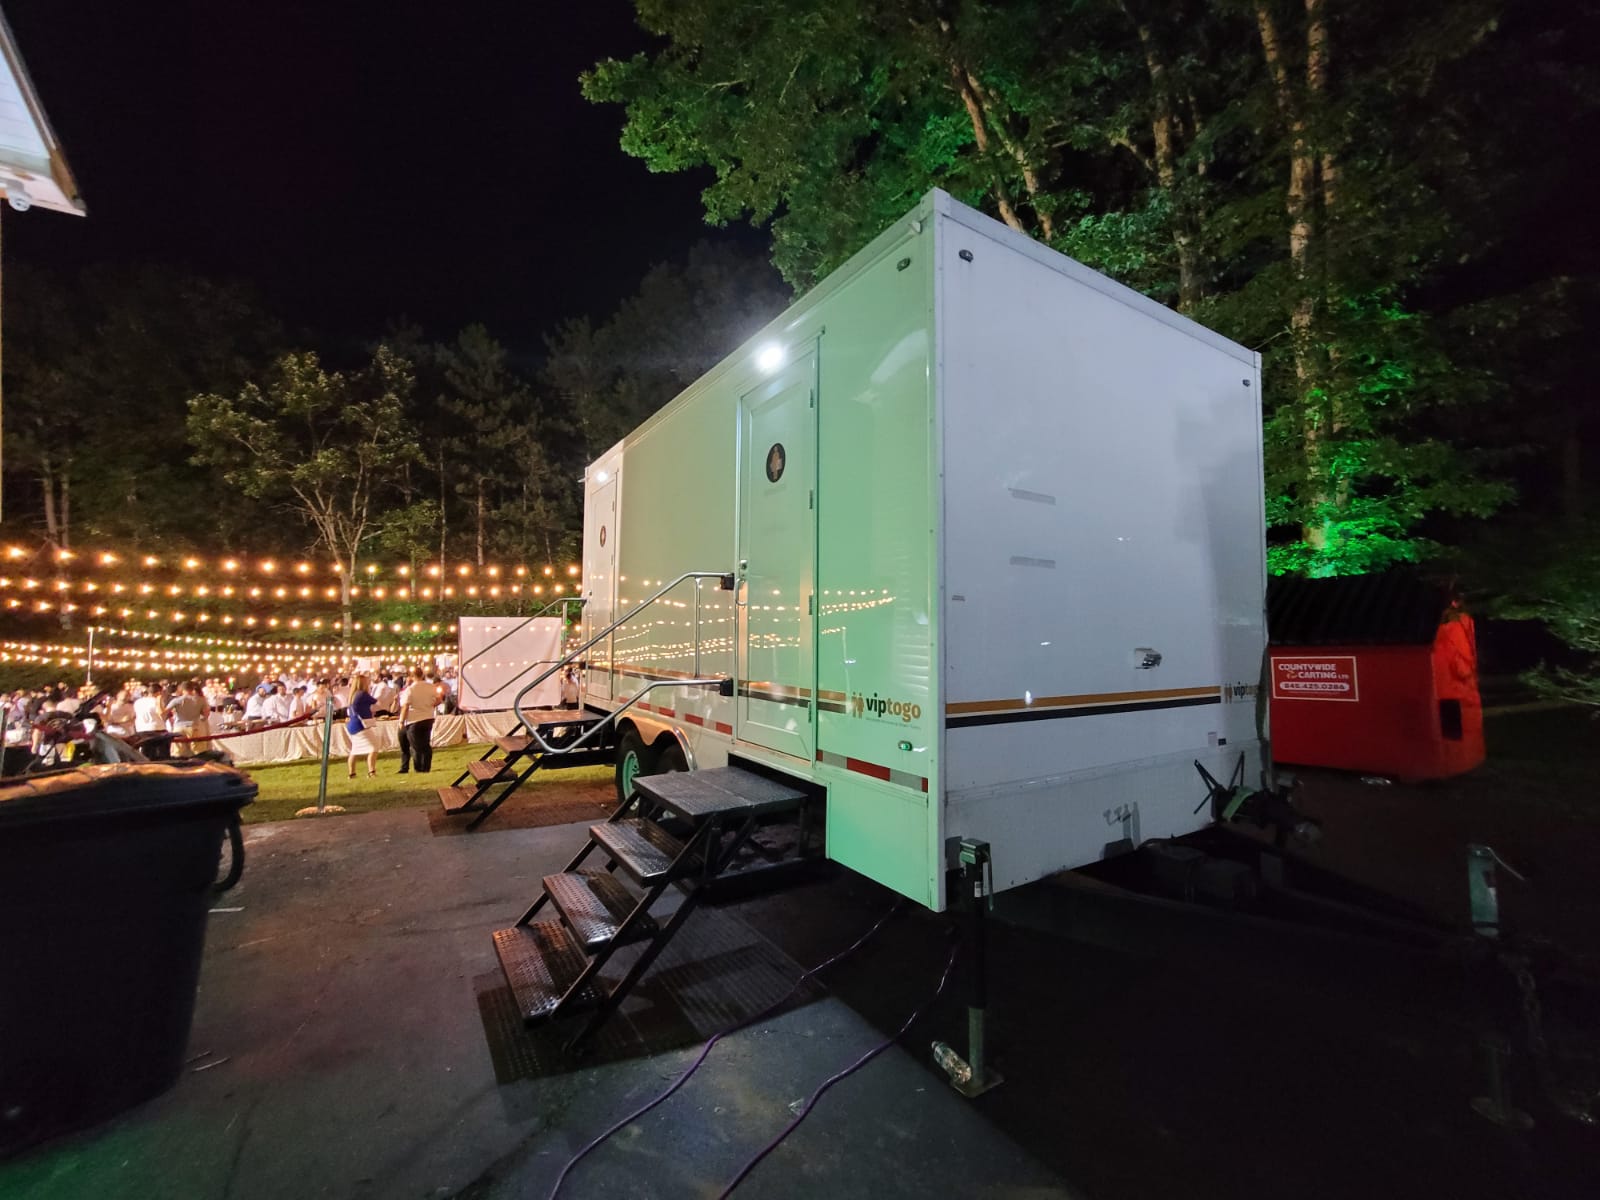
[{"left": 2, "top": 0, "right": 743, "bottom": 349}]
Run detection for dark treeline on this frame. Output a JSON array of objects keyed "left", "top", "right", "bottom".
[{"left": 0, "top": 245, "right": 791, "bottom": 569}]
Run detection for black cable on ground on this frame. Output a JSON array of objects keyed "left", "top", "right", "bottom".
[
  {"left": 547, "top": 901, "right": 904, "bottom": 1199},
  {"left": 714, "top": 930, "right": 962, "bottom": 1198}
]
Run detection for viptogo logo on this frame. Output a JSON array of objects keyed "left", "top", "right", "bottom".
[{"left": 851, "top": 691, "right": 922, "bottom": 723}]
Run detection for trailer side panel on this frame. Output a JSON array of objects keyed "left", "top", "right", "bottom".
[{"left": 936, "top": 205, "right": 1267, "bottom": 893}]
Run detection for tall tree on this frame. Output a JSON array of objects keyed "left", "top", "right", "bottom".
[
  {"left": 542, "top": 241, "right": 790, "bottom": 456},
  {"left": 436, "top": 325, "right": 531, "bottom": 567},
  {"left": 187, "top": 347, "right": 419, "bottom": 640},
  {"left": 586, "top": 0, "right": 1596, "bottom": 575}
]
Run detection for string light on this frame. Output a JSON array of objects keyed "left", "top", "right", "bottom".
[
  {"left": 0, "top": 543, "right": 578, "bottom": 580},
  {"left": 0, "top": 569, "right": 574, "bottom": 604}
]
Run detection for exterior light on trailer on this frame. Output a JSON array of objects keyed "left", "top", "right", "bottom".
[
  {"left": 595, "top": 470, "right": 609, "bottom": 483},
  {"left": 756, "top": 343, "right": 785, "bottom": 372}
]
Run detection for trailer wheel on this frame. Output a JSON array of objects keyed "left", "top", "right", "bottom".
[
  {"left": 615, "top": 728, "right": 657, "bottom": 804},
  {"left": 655, "top": 742, "right": 688, "bottom": 774}
]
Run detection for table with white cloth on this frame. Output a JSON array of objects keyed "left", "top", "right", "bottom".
[{"left": 220, "top": 711, "right": 529, "bottom": 767}]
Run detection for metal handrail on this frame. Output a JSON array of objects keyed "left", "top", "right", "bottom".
[
  {"left": 511, "top": 569, "right": 731, "bottom": 744},
  {"left": 519, "top": 676, "right": 725, "bottom": 756},
  {"left": 459, "top": 594, "right": 585, "bottom": 701}
]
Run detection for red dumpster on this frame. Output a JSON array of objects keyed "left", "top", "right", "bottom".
[{"left": 1267, "top": 572, "right": 1484, "bottom": 780}]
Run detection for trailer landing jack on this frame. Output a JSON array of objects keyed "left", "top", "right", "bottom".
[{"left": 933, "top": 839, "right": 1003, "bottom": 1098}]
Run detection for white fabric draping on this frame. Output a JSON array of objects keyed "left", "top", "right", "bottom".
[{"left": 218, "top": 710, "right": 527, "bottom": 766}]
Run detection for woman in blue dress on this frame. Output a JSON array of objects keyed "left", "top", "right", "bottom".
[{"left": 346, "top": 673, "right": 379, "bottom": 778}]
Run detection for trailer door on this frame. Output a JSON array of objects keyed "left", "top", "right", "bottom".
[{"left": 736, "top": 349, "right": 817, "bottom": 760}]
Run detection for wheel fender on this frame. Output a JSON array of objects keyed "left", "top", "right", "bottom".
[{"left": 652, "top": 726, "right": 696, "bottom": 771}]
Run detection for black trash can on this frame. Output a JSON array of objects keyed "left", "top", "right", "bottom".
[{"left": 0, "top": 761, "right": 256, "bottom": 1157}]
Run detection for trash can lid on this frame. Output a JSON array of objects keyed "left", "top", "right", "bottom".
[{"left": 0, "top": 761, "right": 257, "bottom": 830}]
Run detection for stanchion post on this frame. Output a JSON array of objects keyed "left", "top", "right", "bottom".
[
  {"left": 296, "top": 697, "right": 346, "bottom": 817},
  {"left": 316, "top": 696, "right": 333, "bottom": 813}
]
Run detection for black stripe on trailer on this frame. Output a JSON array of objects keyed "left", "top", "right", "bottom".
[{"left": 947, "top": 694, "right": 1222, "bottom": 729}]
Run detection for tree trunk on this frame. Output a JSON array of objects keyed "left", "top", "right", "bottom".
[
  {"left": 1305, "top": 0, "right": 1338, "bottom": 212},
  {"left": 1255, "top": 0, "right": 1328, "bottom": 551},
  {"left": 475, "top": 480, "right": 485, "bottom": 567},
  {"left": 1125, "top": 3, "right": 1201, "bottom": 311},
  {"left": 341, "top": 562, "right": 353, "bottom": 645},
  {"left": 437, "top": 448, "right": 447, "bottom": 587},
  {"left": 41, "top": 458, "right": 58, "bottom": 543},
  {"left": 950, "top": 62, "right": 1026, "bottom": 234},
  {"left": 963, "top": 72, "right": 1055, "bottom": 240},
  {"left": 59, "top": 465, "right": 70, "bottom": 550}
]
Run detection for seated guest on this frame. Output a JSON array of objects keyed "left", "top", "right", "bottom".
[
  {"left": 243, "top": 684, "right": 269, "bottom": 728},
  {"left": 264, "top": 683, "right": 293, "bottom": 725},
  {"left": 371, "top": 673, "right": 398, "bottom": 717}
]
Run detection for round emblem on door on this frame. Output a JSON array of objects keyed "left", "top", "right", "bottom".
[
  {"left": 766, "top": 442, "right": 786, "bottom": 483},
  {"left": 599, "top": 525, "right": 607, "bottom": 547}
]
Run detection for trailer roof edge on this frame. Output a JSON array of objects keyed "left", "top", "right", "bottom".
[{"left": 930, "top": 190, "right": 1253, "bottom": 367}]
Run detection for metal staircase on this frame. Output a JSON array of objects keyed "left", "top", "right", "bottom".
[
  {"left": 491, "top": 764, "right": 807, "bottom": 1049},
  {"left": 439, "top": 715, "right": 613, "bottom": 831},
  {"left": 436, "top": 571, "right": 733, "bottom": 829}
]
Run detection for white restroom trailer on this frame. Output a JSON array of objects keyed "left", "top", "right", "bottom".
[{"left": 580, "top": 189, "right": 1267, "bottom": 914}]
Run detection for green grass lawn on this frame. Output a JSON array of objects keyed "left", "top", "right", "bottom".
[{"left": 239, "top": 742, "right": 611, "bottom": 823}]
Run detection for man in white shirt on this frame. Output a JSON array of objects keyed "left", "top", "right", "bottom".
[
  {"left": 371, "top": 674, "right": 398, "bottom": 716},
  {"left": 133, "top": 687, "right": 164, "bottom": 733},
  {"left": 166, "top": 685, "right": 208, "bottom": 757},
  {"left": 243, "top": 686, "right": 269, "bottom": 728},
  {"left": 396, "top": 673, "right": 441, "bottom": 774},
  {"left": 105, "top": 690, "right": 138, "bottom": 737},
  {"left": 263, "top": 684, "right": 293, "bottom": 725}
]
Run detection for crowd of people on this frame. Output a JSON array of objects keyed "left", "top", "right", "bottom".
[{"left": 2, "top": 665, "right": 462, "bottom": 772}]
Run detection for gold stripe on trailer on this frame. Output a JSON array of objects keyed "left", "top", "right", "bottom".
[{"left": 946, "top": 686, "right": 1223, "bottom": 729}]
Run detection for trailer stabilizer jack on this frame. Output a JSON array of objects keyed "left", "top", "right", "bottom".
[{"left": 935, "top": 839, "right": 1003, "bottom": 1098}]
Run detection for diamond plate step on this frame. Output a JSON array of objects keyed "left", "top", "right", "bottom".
[
  {"left": 494, "top": 736, "right": 532, "bottom": 754},
  {"left": 590, "top": 819, "right": 687, "bottom": 885},
  {"left": 635, "top": 766, "right": 807, "bottom": 821},
  {"left": 438, "top": 786, "right": 478, "bottom": 814},
  {"left": 543, "top": 869, "right": 659, "bottom": 952},
  {"left": 467, "top": 759, "right": 512, "bottom": 783},
  {"left": 492, "top": 922, "right": 603, "bottom": 1024}
]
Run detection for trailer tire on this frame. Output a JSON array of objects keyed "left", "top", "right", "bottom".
[
  {"left": 615, "top": 728, "right": 657, "bottom": 805},
  {"left": 655, "top": 742, "right": 688, "bottom": 775}
]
